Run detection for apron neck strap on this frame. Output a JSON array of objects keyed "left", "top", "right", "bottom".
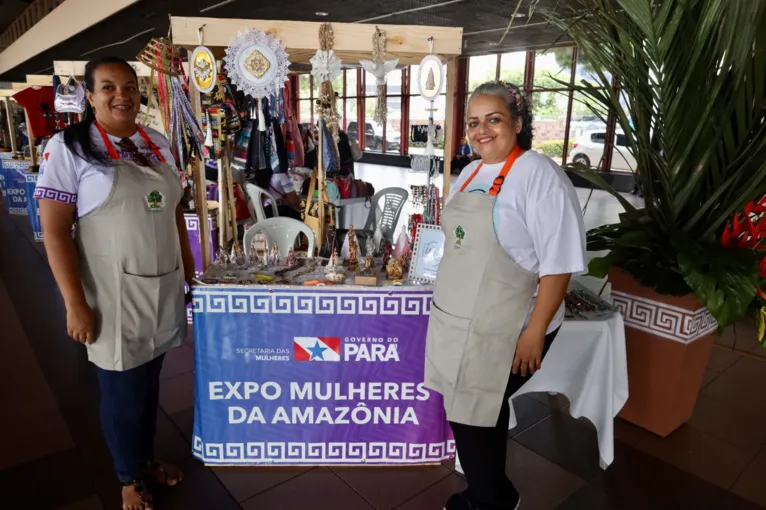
[
  {"left": 459, "top": 145, "right": 525, "bottom": 195},
  {"left": 94, "top": 121, "right": 166, "bottom": 163}
]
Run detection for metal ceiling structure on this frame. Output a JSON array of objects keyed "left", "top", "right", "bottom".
[{"left": 0, "top": 0, "right": 574, "bottom": 81}]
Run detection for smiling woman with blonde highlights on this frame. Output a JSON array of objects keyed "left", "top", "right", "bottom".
[
  {"left": 35, "top": 57, "right": 195, "bottom": 510},
  {"left": 424, "top": 81, "right": 587, "bottom": 510}
]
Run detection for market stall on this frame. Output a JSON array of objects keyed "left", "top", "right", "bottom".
[{"left": 0, "top": 88, "right": 31, "bottom": 216}]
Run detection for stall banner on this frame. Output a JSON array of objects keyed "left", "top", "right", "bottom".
[
  {"left": 18, "top": 170, "right": 42, "bottom": 241},
  {"left": 184, "top": 213, "right": 218, "bottom": 322},
  {"left": 191, "top": 287, "right": 455, "bottom": 466},
  {"left": 0, "top": 159, "right": 30, "bottom": 215}
]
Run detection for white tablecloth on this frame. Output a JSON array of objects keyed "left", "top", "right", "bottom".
[{"left": 456, "top": 313, "right": 628, "bottom": 471}]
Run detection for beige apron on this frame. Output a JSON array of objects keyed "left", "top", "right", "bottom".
[
  {"left": 75, "top": 123, "right": 187, "bottom": 371},
  {"left": 425, "top": 146, "right": 539, "bottom": 427}
]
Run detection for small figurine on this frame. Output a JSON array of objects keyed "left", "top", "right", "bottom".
[
  {"left": 347, "top": 225, "right": 359, "bottom": 271},
  {"left": 233, "top": 244, "right": 247, "bottom": 267},
  {"left": 365, "top": 236, "right": 376, "bottom": 258},
  {"left": 364, "top": 255, "right": 374, "bottom": 272},
  {"left": 324, "top": 249, "right": 346, "bottom": 283},
  {"left": 268, "top": 243, "right": 281, "bottom": 266},
  {"left": 381, "top": 239, "right": 392, "bottom": 270},
  {"left": 386, "top": 257, "right": 405, "bottom": 282},
  {"left": 249, "top": 245, "right": 260, "bottom": 267},
  {"left": 327, "top": 249, "right": 340, "bottom": 270},
  {"left": 216, "top": 247, "right": 230, "bottom": 266},
  {"left": 286, "top": 247, "right": 297, "bottom": 267}
]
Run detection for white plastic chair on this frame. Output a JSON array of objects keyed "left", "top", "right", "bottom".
[
  {"left": 243, "top": 217, "right": 315, "bottom": 258},
  {"left": 245, "top": 183, "right": 279, "bottom": 224}
]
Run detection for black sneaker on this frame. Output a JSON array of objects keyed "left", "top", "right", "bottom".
[{"left": 444, "top": 491, "right": 475, "bottom": 510}]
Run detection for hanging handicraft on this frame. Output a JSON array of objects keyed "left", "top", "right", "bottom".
[
  {"left": 313, "top": 23, "right": 342, "bottom": 143},
  {"left": 191, "top": 46, "right": 217, "bottom": 94},
  {"left": 224, "top": 29, "right": 290, "bottom": 99},
  {"left": 359, "top": 27, "right": 398, "bottom": 125}
]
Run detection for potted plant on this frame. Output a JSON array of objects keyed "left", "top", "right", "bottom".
[{"left": 518, "top": 0, "right": 766, "bottom": 436}]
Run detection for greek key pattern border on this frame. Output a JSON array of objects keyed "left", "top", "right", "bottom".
[
  {"left": 1, "top": 160, "right": 32, "bottom": 170},
  {"left": 192, "top": 290, "right": 433, "bottom": 316},
  {"left": 34, "top": 186, "right": 77, "bottom": 204},
  {"left": 8, "top": 206, "right": 27, "bottom": 215},
  {"left": 192, "top": 436, "right": 455, "bottom": 465},
  {"left": 611, "top": 291, "right": 718, "bottom": 344}
]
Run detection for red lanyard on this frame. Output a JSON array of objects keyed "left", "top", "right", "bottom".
[
  {"left": 459, "top": 145, "right": 524, "bottom": 196},
  {"left": 94, "top": 121, "right": 166, "bottom": 163}
]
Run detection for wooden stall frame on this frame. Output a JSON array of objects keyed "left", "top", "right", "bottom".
[{"left": 169, "top": 15, "right": 463, "bottom": 261}]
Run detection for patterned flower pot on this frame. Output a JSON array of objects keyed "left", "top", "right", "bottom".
[{"left": 609, "top": 267, "right": 717, "bottom": 437}]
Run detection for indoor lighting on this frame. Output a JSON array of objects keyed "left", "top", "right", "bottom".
[{"left": 315, "top": 12, "right": 329, "bottom": 16}]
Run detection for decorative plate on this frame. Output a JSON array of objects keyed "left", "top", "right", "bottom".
[
  {"left": 224, "top": 29, "right": 290, "bottom": 99},
  {"left": 417, "top": 54, "right": 445, "bottom": 101},
  {"left": 191, "top": 46, "right": 217, "bottom": 93}
]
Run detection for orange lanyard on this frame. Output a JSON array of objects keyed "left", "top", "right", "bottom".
[
  {"left": 459, "top": 145, "right": 524, "bottom": 196},
  {"left": 94, "top": 121, "right": 166, "bottom": 163}
]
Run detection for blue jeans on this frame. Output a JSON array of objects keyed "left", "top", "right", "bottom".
[{"left": 96, "top": 354, "right": 165, "bottom": 484}]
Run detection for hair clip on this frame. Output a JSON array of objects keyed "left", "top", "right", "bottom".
[{"left": 497, "top": 80, "right": 524, "bottom": 115}]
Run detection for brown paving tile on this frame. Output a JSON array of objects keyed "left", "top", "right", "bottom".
[
  {"left": 214, "top": 466, "right": 312, "bottom": 502},
  {"left": 56, "top": 495, "right": 104, "bottom": 510},
  {"left": 513, "top": 411, "right": 602, "bottom": 481},
  {"left": 0, "top": 408, "right": 74, "bottom": 470},
  {"left": 153, "top": 410, "right": 195, "bottom": 464},
  {"left": 528, "top": 391, "right": 570, "bottom": 410},
  {"left": 704, "top": 356, "right": 766, "bottom": 411},
  {"left": 599, "top": 442, "right": 762, "bottom": 510},
  {"left": 170, "top": 407, "right": 196, "bottom": 442},
  {"left": 0, "top": 447, "right": 95, "bottom": 509},
  {"left": 241, "top": 467, "right": 374, "bottom": 509},
  {"left": 732, "top": 446, "right": 766, "bottom": 507},
  {"left": 707, "top": 346, "right": 743, "bottom": 372},
  {"left": 635, "top": 424, "right": 756, "bottom": 489},
  {"left": 159, "top": 371, "right": 195, "bottom": 415},
  {"left": 148, "top": 455, "right": 241, "bottom": 510},
  {"left": 555, "top": 482, "right": 615, "bottom": 510},
  {"left": 509, "top": 395, "right": 554, "bottom": 438},
  {"left": 506, "top": 441, "right": 585, "bottom": 510},
  {"left": 395, "top": 473, "right": 467, "bottom": 510},
  {"left": 702, "top": 368, "right": 722, "bottom": 388},
  {"left": 332, "top": 465, "right": 452, "bottom": 509},
  {"left": 716, "top": 320, "right": 761, "bottom": 353},
  {"left": 612, "top": 417, "right": 654, "bottom": 447},
  {"left": 161, "top": 343, "right": 195, "bottom": 380},
  {"left": 689, "top": 394, "right": 766, "bottom": 450}
]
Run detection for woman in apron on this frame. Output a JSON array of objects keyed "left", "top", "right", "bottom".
[
  {"left": 425, "top": 81, "right": 587, "bottom": 510},
  {"left": 37, "top": 57, "right": 195, "bottom": 510}
]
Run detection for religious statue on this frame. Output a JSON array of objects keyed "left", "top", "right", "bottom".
[
  {"left": 268, "top": 243, "right": 280, "bottom": 266},
  {"left": 381, "top": 239, "right": 392, "bottom": 270},
  {"left": 386, "top": 257, "right": 405, "bottom": 282},
  {"left": 347, "top": 225, "right": 359, "bottom": 271},
  {"left": 324, "top": 249, "right": 346, "bottom": 283},
  {"left": 233, "top": 244, "right": 247, "bottom": 268},
  {"left": 286, "top": 247, "right": 297, "bottom": 267},
  {"left": 249, "top": 245, "right": 260, "bottom": 267},
  {"left": 216, "top": 247, "right": 230, "bottom": 267}
]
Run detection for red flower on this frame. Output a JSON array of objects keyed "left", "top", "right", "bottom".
[
  {"left": 760, "top": 257, "right": 766, "bottom": 279},
  {"left": 722, "top": 224, "right": 732, "bottom": 246}
]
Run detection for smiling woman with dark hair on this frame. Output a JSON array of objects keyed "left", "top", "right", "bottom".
[
  {"left": 424, "top": 81, "right": 587, "bottom": 510},
  {"left": 35, "top": 56, "right": 194, "bottom": 510}
]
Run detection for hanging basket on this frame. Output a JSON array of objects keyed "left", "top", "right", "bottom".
[{"left": 137, "top": 37, "right": 184, "bottom": 77}]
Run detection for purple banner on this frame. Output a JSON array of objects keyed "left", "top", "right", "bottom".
[
  {"left": 191, "top": 286, "right": 454, "bottom": 466},
  {"left": 185, "top": 213, "right": 217, "bottom": 323}
]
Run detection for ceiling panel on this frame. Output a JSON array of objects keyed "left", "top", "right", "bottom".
[{"left": 0, "top": 0, "right": 575, "bottom": 81}]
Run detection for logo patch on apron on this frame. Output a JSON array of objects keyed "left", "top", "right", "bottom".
[
  {"left": 454, "top": 225, "right": 465, "bottom": 248},
  {"left": 146, "top": 189, "right": 166, "bottom": 211}
]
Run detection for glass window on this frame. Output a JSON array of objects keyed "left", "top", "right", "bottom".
[
  {"left": 468, "top": 55, "right": 498, "bottom": 92},
  {"left": 534, "top": 48, "right": 573, "bottom": 89},
  {"left": 385, "top": 97, "right": 402, "bottom": 154},
  {"left": 346, "top": 69, "right": 359, "bottom": 97},
  {"left": 299, "top": 74, "right": 312, "bottom": 100},
  {"left": 529, "top": 90, "right": 571, "bottom": 165},
  {"left": 591, "top": 132, "right": 606, "bottom": 143},
  {"left": 408, "top": 95, "right": 446, "bottom": 156},
  {"left": 409, "top": 65, "right": 421, "bottom": 95},
  {"left": 364, "top": 98, "right": 382, "bottom": 151},
  {"left": 365, "top": 71, "right": 379, "bottom": 96},
  {"left": 615, "top": 133, "right": 627, "bottom": 147},
  {"left": 299, "top": 99, "right": 312, "bottom": 125},
  {"left": 575, "top": 53, "right": 612, "bottom": 86},
  {"left": 345, "top": 99, "right": 358, "bottom": 141},
  {"left": 498, "top": 52, "right": 526, "bottom": 87},
  {"left": 569, "top": 91, "right": 607, "bottom": 141},
  {"left": 331, "top": 71, "right": 343, "bottom": 94},
  {"left": 387, "top": 69, "right": 403, "bottom": 96}
]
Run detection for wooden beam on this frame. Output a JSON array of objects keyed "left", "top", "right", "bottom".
[
  {"left": 53, "top": 60, "right": 189, "bottom": 78},
  {"left": 189, "top": 86, "right": 211, "bottom": 270},
  {"left": 170, "top": 16, "right": 463, "bottom": 63},
  {"left": 4, "top": 98, "right": 17, "bottom": 153},
  {"left": 25, "top": 75, "right": 52, "bottom": 86},
  {"left": 442, "top": 61, "right": 459, "bottom": 197}
]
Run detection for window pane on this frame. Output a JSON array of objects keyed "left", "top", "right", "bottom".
[
  {"left": 364, "top": 98, "right": 383, "bottom": 151},
  {"left": 385, "top": 97, "right": 402, "bottom": 154},
  {"left": 498, "top": 52, "right": 525, "bottom": 87},
  {"left": 365, "top": 71, "right": 378, "bottom": 96},
  {"left": 387, "top": 68, "right": 403, "bottom": 95},
  {"left": 345, "top": 98, "right": 358, "bottom": 141},
  {"left": 533, "top": 48, "right": 573, "bottom": 89},
  {"left": 331, "top": 71, "right": 343, "bottom": 94},
  {"left": 299, "top": 99, "right": 312, "bottom": 125},
  {"left": 299, "top": 74, "right": 311, "bottom": 100},
  {"left": 529, "top": 90, "right": 570, "bottom": 165},
  {"left": 408, "top": 94, "right": 446, "bottom": 156},
  {"left": 346, "top": 68, "right": 358, "bottom": 97},
  {"left": 575, "top": 53, "right": 612, "bottom": 86},
  {"left": 409, "top": 65, "right": 420, "bottom": 95},
  {"left": 468, "top": 55, "right": 498, "bottom": 92}
]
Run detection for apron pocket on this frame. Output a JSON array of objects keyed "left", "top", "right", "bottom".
[
  {"left": 121, "top": 267, "right": 183, "bottom": 340},
  {"left": 426, "top": 302, "right": 471, "bottom": 387}
]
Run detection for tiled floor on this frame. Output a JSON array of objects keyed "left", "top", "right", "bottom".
[{"left": 2, "top": 165, "right": 766, "bottom": 509}]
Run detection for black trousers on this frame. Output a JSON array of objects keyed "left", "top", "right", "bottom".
[{"left": 449, "top": 328, "right": 559, "bottom": 509}]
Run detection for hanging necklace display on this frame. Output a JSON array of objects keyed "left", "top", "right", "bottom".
[
  {"left": 191, "top": 25, "right": 217, "bottom": 94},
  {"left": 410, "top": 37, "right": 444, "bottom": 180},
  {"left": 224, "top": 29, "right": 290, "bottom": 99},
  {"left": 312, "top": 23, "right": 342, "bottom": 142},
  {"left": 360, "top": 27, "right": 398, "bottom": 125}
]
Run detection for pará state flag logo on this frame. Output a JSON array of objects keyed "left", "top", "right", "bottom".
[{"left": 294, "top": 337, "right": 341, "bottom": 362}]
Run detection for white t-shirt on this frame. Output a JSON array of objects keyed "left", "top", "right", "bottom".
[
  {"left": 447, "top": 150, "right": 587, "bottom": 333},
  {"left": 264, "top": 173, "right": 296, "bottom": 207},
  {"left": 35, "top": 124, "right": 180, "bottom": 217}
]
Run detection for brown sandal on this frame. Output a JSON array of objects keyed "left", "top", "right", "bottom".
[
  {"left": 121, "top": 480, "right": 153, "bottom": 510},
  {"left": 145, "top": 459, "right": 183, "bottom": 487}
]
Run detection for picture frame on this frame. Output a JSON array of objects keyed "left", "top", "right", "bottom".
[{"left": 408, "top": 224, "right": 445, "bottom": 284}]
